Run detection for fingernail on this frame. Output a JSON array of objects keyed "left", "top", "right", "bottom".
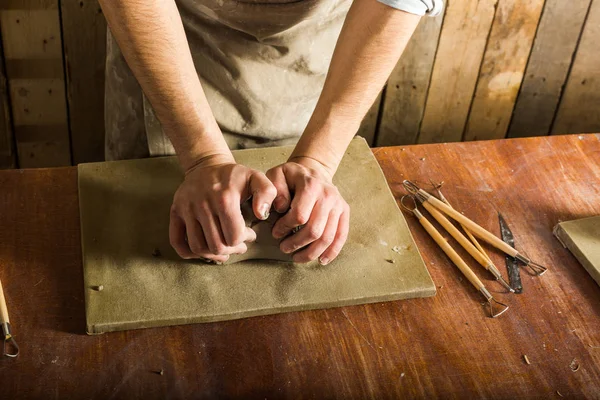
[
  {"left": 319, "top": 257, "right": 330, "bottom": 265},
  {"left": 259, "top": 203, "right": 270, "bottom": 220}
]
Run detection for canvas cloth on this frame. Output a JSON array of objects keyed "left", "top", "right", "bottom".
[{"left": 79, "top": 138, "right": 435, "bottom": 333}]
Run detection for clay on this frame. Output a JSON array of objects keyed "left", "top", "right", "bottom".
[{"left": 225, "top": 202, "right": 293, "bottom": 264}]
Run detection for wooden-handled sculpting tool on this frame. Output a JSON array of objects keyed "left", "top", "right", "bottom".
[
  {"left": 402, "top": 180, "right": 547, "bottom": 276},
  {"left": 417, "top": 197, "right": 514, "bottom": 292},
  {"left": 0, "top": 278, "right": 19, "bottom": 358},
  {"left": 400, "top": 195, "right": 509, "bottom": 318},
  {"left": 426, "top": 183, "right": 514, "bottom": 292}
]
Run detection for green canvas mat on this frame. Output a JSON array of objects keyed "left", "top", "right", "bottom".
[{"left": 78, "top": 137, "right": 435, "bottom": 334}]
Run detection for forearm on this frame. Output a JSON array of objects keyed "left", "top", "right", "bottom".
[
  {"left": 99, "top": 0, "right": 232, "bottom": 170},
  {"left": 290, "top": 0, "right": 421, "bottom": 176}
]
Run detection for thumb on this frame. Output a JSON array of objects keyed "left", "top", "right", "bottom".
[{"left": 248, "top": 171, "right": 278, "bottom": 220}]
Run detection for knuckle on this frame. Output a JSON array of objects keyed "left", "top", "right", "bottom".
[
  {"left": 321, "top": 233, "right": 335, "bottom": 245},
  {"left": 194, "top": 201, "right": 210, "bottom": 215},
  {"left": 228, "top": 233, "right": 244, "bottom": 247},
  {"left": 265, "top": 184, "right": 278, "bottom": 198},
  {"left": 306, "top": 226, "right": 321, "bottom": 241},
  {"left": 303, "top": 176, "right": 318, "bottom": 191},
  {"left": 265, "top": 168, "right": 278, "bottom": 180},
  {"left": 215, "top": 192, "right": 231, "bottom": 208},
  {"left": 210, "top": 243, "right": 226, "bottom": 255},
  {"left": 291, "top": 211, "right": 310, "bottom": 225},
  {"left": 324, "top": 186, "right": 339, "bottom": 198},
  {"left": 342, "top": 203, "right": 350, "bottom": 215}
]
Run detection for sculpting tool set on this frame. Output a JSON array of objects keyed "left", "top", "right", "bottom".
[{"left": 401, "top": 180, "right": 548, "bottom": 318}]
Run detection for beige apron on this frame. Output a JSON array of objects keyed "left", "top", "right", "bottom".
[{"left": 105, "top": 0, "right": 352, "bottom": 160}]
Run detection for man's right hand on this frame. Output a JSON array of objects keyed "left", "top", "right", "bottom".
[{"left": 169, "top": 161, "right": 277, "bottom": 262}]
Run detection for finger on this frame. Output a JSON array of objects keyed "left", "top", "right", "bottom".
[
  {"left": 244, "top": 226, "right": 257, "bottom": 243},
  {"left": 217, "top": 191, "right": 246, "bottom": 247},
  {"left": 248, "top": 171, "right": 277, "bottom": 220},
  {"left": 186, "top": 217, "right": 247, "bottom": 261},
  {"left": 318, "top": 206, "right": 350, "bottom": 265},
  {"left": 183, "top": 217, "right": 228, "bottom": 262},
  {"left": 266, "top": 167, "right": 291, "bottom": 213},
  {"left": 279, "top": 198, "right": 331, "bottom": 254},
  {"left": 196, "top": 210, "right": 229, "bottom": 256},
  {"left": 292, "top": 208, "right": 340, "bottom": 263},
  {"left": 169, "top": 212, "right": 195, "bottom": 259},
  {"left": 272, "top": 185, "right": 318, "bottom": 239}
]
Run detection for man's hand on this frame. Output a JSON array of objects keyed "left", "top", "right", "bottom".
[
  {"left": 266, "top": 158, "right": 350, "bottom": 265},
  {"left": 170, "top": 162, "right": 277, "bottom": 262}
]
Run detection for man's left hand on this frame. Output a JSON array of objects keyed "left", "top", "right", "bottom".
[{"left": 266, "top": 159, "right": 350, "bottom": 264}]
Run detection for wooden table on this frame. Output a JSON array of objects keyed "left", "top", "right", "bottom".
[{"left": 1, "top": 134, "right": 599, "bottom": 398}]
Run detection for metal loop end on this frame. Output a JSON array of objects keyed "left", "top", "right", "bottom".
[
  {"left": 528, "top": 261, "right": 548, "bottom": 276},
  {"left": 3, "top": 336, "right": 19, "bottom": 358},
  {"left": 402, "top": 180, "right": 420, "bottom": 195},
  {"left": 516, "top": 253, "right": 548, "bottom": 276},
  {"left": 487, "top": 297, "right": 510, "bottom": 318},
  {"left": 400, "top": 195, "right": 418, "bottom": 213}
]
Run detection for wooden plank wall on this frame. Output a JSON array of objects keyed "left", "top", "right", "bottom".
[
  {"left": 61, "top": 0, "right": 106, "bottom": 164},
  {"left": 0, "top": 35, "right": 16, "bottom": 168},
  {"left": 0, "top": 0, "right": 71, "bottom": 168},
  {"left": 0, "top": 0, "right": 599, "bottom": 168}
]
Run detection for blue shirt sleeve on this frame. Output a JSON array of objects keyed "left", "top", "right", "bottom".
[{"left": 377, "top": 0, "right": 443, "bottom": 16}]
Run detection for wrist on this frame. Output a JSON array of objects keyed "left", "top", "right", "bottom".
[
  {"left": 166, "top": 126, "right": 234, "bottom": 173},
  {"left": 288, "top": 155, "right": 334, "bottom": 182},
  {"left": 183, "top": 152, "right": 235, "bottom": 175}
]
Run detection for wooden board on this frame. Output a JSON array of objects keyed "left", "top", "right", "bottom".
[
  {"left": 551, "top": 0, "right": 600, "bottom": 135},
  {"left": 1, "top": 134, "right": 600, "bottom": 398},
  {"left": 376, "top": 12, "right": 444, "bottom": 146},
  {"left": 356, "top": 91, "right": 382, "bottom": 146},
  {"left": 463, "top": 0, "right": 545, "bottom": 141},
  {"left": 0, "top": 4, "right": 71, "bottom": 167},
  {"left": 79, "top": 138, "right": 434, "bottom": 333},
  {"left": 417, "top": 0, "right": 496, "bottom": 144},
  {"left": 508, "top": 0, "right": 592, "bottom": 138},
  {"left": 61, "top": 0, "right": 107, "bottom": 164}
]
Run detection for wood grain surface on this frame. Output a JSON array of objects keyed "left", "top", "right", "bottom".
[
  {"left": 552, "top": 0, "right": 600, "bottom": 135},
  {"left": 417, "top": 0, "right": 496, "bottom": 144},
  {"left": 0, "top": 135, "right": 599, "bottom": 398},
  {"left": 61, "top": 0, "right": 107, "bottom": 164},
  {"left": 463, "top": 0, "right": 545, "bottom": 142},
  {"left": 0, "top": 2, "right": 71, "bottom": 167},
  {"left": 0, "top": 36, "right": 15, "bottom": 169},
  {"left": 507, "top": 0, "right": 592, "bottom": 138},
  {"left": 377, "top": 11, "right": 444, "bottom": 147}
]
